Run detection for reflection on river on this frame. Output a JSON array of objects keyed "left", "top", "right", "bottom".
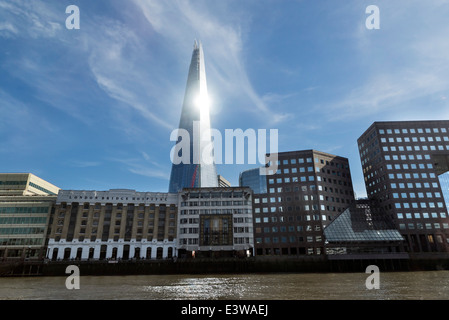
[{"left": 0, "top": 271, "right": 448, "bottom": 300}]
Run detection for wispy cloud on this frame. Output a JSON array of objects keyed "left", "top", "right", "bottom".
[
  {"left": 0, "top": 0, "right": 175, "bottom": 135},
  {"left": 0, "top": 0, "right": 63, "bottom": 39},
  {"left": 83, "top": 16, "right": 175, "bottom": 131},
  {"left": 109, "top": 153, "right": 171, "bottom": 181},
  {"left": 325, "top": 1, "right": 449, "bottom": 122},
  {"left": 133, "top": 0, "right": 290, "bottom": 126},
  {"left": 0, "top": 22, "right": 18, "bottom": 37}
]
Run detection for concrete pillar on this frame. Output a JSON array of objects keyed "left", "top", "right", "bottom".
[
  {"left": 81, "top": 246, "right": 89, "bottom": 260},
  {"left": 129, "top": 245, "right": 135, "bottom": 259},
  {"left": 93, "top": 245, "right": 101, "bottom": 260},
  {"left": 70, "top": 246, "right": 78, "bottom": 260},
  {"left": 58, "top": 247, "right": 65, "bottom": 260},
  {"left": 151, "top": 245, "right": 157, "bottom": 259},
  {"left": 106, "top": 246, "right": 113, "bottom": 259},
  {"left": 140, "top": 246, "right": 146, "bottom": 259},
  {"left": 46, "top": 247, "right": 53, "bottom": 259}
]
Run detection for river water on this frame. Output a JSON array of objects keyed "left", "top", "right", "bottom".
[{"left": 0, "top": 271, "right": 448, "bottom": 300}]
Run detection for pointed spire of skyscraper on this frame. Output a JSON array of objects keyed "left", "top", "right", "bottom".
[{"left": 169, "top": 41, "right": 218, "bottom": 193}]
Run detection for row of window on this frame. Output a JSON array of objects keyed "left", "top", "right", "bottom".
[
  {"left": 53, "top": 235, "right": 175, "bottom": 243},
  {"left": 393, "top": 192, "right": 442, "bottom": 199},
  {"left": 255, "top": 235, "right": 323, "bottom": 244},
  {"left": 29, "top": 182, "right": 57, "bottom": 195},
  {"left": 255, "top": 225, "right": 322, "bottom": 233},
  {"left": 274, "top": 167, "right": 350, "bottom": 178},
  {"left": 382, "top": 145, "right": 449, "bottom": 152},
  {"left": 179, "top": 228, "right": 249, "bottom": 235},
  {"left": 278, "top": 158, "right": 313, "bottom": 165},
  {"left": 277, "top": 157, "right": 349, "bottom": 169},
  {"left": 399, "top": 223, "right": 449, "bottom": 230},
  {"left": 62, "top": 203, "right": 175, "bottom": 211},
  {"left": 381, "top": 136, "right": 449, "bottom": 143},
  {"left": 0, "top": 180, "right": 27, "bottom": 186},
  {"left": 0, "top": 227, "right": 45, "bottom": 235},
  {"left": 388, "top": 175, "right": 440, "bottom": 185},
  {"left": 256, "top": 195, "right": 350, "bottom": 204},
  {"left": 186, "top": 192, "right": 245, "bottom": 199},
  {"left": 255, "top": 203, "right": 345, "bottom": 213},
  {"left": 178, "top": 237, "right": 252, "bottom": 245},
  {"left": 65, "top": 219, "right": 176, "bottom": 227},
  {"left": 379, "top": 127, "right": 448, "bottom": 135},
  {"left": 181, "top": 201, "right": 249, "bottom": 207},
  {"left": 255, "top": 215, "right": 328, "bottom": 223},
  {"left": 254, "top": 215, "right": 331, "bottom": 223},
  {"left": 268, "top": 176, "right": 350, "bottom": 186},
  {"left": 397, "top": 212, "right": 447, "bottom": 219},
  {"left": 361, "top": 151, "right": 440, "bottom": 167},
  {"left": 58, "top": 211, "right": 174, "bottom": 219},
  {"left": 391, "top": 183, "right": 439, "bottom": 191},
  {"left": 394, "top": 202, "right": 445, "bottom": 209},
  {"left": 0, "top": 217, "right": 47, "bottom": 225},
  {"left": 387, "top": 164, "right": 434, "bottom": 171},
  {"left": 55, "top": 227, "right": 176, "bottom": 235},
  {"left": 179, "top": 217, "right": 252, "bottom": 224},
  {"left": 265, "top": 184, "right": 353, "bottom": 196},
  {"left": 0, "top": 207, "right": 49, "bottom": 214},
  {"left": 0, "top": 238, "right": 43, "bottom": 246},
  {"left": 179, "top": 209, "right": 251, "bottom": 215}
]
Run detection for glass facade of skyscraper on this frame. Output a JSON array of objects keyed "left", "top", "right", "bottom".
[
  {"left": 239, "top": 167, "right": 267, "bottom": 194},
  {"left": 169, "top": 41, "right": 218, "bottom": 193},
  {"left": 439, "top": 172, "right": 449, "bottom": 211}
]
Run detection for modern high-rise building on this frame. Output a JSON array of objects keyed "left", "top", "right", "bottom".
[
  {"left": 169, "top": 41, "right": 218, "bottom": 193},
  {"left": 358, "top": 120, "right": 449, "bottom": 254},
  {"left": 0, "top": 173, "right": 60, "bottom": 260},
  {"left": 252, "top": 150, "right": 355, "bottom": 256},
  {"left": 239, "top": 167, "right": 268, "bottom": 194}
]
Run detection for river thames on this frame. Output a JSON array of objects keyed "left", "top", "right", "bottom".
[{"left": 0, "top": 271, "right": 448, "bottom": 300}]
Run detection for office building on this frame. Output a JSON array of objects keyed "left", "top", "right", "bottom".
[
  {"left": 169, "top": 41, "right": 218, "bottom": 193},
  {"left": 239, "top": 167, "right": 267, "bottom": 194},
  {"left": 252, "top": 150, "right": 355, "bottom": 256},
  {"left": 358, "top": 120, "right": 449, "bottom": 254},
  {"left": 0, "top": 173, "right": 60, "bottom": 260},
  {"left": 46, "top": 189, "right": 178, "bottom": 261},
  {"left": 177, "top": 187, "right": 254, "bottom": 258}
]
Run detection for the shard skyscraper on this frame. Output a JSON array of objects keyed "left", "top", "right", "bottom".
[{"left": 169, "top": 41, "right": 218, "bottom": 193}]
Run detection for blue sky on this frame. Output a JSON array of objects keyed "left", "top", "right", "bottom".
[{"left": 1, "top": 0, "right": 449, "bottom": 198}]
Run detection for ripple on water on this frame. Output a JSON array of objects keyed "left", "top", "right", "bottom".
[{"left": 1, "top": 271, "right": 449, "bottom": 300}]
